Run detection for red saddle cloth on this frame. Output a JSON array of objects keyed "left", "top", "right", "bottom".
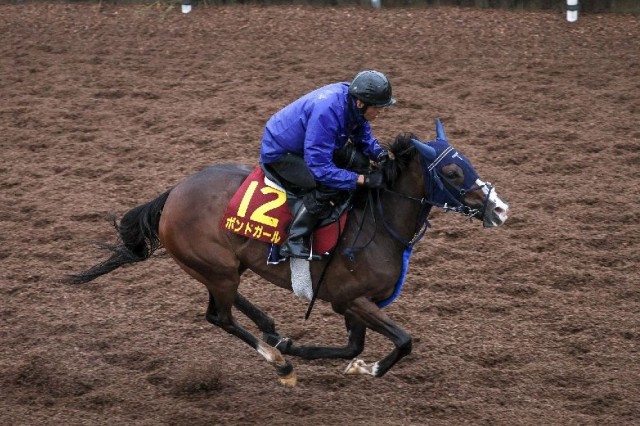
[{"left": 220, "top": 166, "right": 346, "bottom": 254}]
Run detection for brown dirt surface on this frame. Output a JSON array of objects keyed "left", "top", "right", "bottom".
[{"left": 1, "top": 3, "right": 639, "bottom": 425}]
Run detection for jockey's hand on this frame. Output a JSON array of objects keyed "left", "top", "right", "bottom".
[
  {"left": 362, "top": 171, "right": 385, "bottom": 189},
  {"left": 376, "top": 150, "right": 390, "bottom": 165}
]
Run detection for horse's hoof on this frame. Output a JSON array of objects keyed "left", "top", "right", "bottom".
[
  {"left": 344, "top": 358, "right": 374, "bottom": 376},
  {"left": 278, "top": 371, "right": 297, "bottom": 387}
]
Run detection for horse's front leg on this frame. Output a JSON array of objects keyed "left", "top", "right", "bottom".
[
  {"left": 281, "top": 316, "right": 367, "bottom": 360},
  {"left": 339, "top": 297, "right": 412, "bottom": 377},
  {"left": 234, "top": 293, "right": 367, "bottom": 360}
]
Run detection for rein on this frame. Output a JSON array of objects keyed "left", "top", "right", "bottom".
[
  {"left": 372, "top": 149, "right": 495, "bottom": 247},
  {"left": 341, "top": 162, "right": 489, "bottom": 253},
  {"left": 308, "top": 138, "right": 493, "bottom": 316},
  {"left": 376, "top": 188, "right": 431, "bottom": 248},
  {"left": 341, "top": 191, "right": 380, "bottom": 261}
]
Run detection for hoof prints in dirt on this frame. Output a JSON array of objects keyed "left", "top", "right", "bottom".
[{"left": 9, "top": 356, "right": 94, "bottom": 398}]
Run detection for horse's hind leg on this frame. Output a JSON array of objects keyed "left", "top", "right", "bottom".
[
  {"left": 206, "top": 267, "right": 280, "bottom": 342},
  {"left": 210, "top": 292, "right": 284, "bottom": 347},
  {"left": 179, "top": 263, "right": 297, "bottom": 386},
  {"left": 232, "top": 293, "right": 293, "bottom": 352}
]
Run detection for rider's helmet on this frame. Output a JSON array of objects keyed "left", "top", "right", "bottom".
[{"left": 348, "top": 70, "right": 396, "bottom": 108}]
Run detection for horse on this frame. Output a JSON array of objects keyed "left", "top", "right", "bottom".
[{"left": 68, "top": 119, "right": 509, "bottom": 387}]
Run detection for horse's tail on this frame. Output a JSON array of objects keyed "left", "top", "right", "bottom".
[{"left": 66, "top": 189, "right": 172, "bottom": 284}]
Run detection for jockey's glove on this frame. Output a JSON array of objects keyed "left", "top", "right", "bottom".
[
  {"left": 376, "top": 150, "right": 390, "bottom": 165},
  {"left": 363, "top": 171, "right": 385, "bottom": 189}
]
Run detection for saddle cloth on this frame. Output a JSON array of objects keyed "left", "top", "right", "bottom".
[{"left": 220, "top": 166, "right": 347, "bottom": 254}]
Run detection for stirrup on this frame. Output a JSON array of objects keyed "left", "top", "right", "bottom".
[
  {"left": 279, "top": 243, "right": 322, "bottom": 261},
  {"left": 286, "top": 252, "right": 322, "bottom": 261},
  {"left": 305, "top": 252, "right": 322, "bottom": 261}
]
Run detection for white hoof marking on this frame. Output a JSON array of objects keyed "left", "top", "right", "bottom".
[{"left": 344, "top": 358, "right": 376, "bottom": 376}]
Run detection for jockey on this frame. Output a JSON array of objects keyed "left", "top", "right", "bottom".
[{"left": 260, "top": 70, "right": 396, "bottom": 260}]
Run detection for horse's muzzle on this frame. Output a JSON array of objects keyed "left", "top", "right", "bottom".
[{"left": 483, "top": 195, "right": 509, "bottom": 227}]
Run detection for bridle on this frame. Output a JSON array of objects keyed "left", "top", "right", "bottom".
[{"left": 376, "top": 142, "right": 494, "bottom": 248}]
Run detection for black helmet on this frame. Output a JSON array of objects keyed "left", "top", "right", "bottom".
[{"left": 349, "top": 70, "right": 396, "bottom": 108}]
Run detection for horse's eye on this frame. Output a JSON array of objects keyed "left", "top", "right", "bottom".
[{"left": 447, "top": 171, "right": 458, "bottom": 179}]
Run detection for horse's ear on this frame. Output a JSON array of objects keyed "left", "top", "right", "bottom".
[
  {"left": 411, "top": 138, "right": 437, "bottom": 161},
  {"left": 436, "top": 117, "right": 447, "bottom": 141}
]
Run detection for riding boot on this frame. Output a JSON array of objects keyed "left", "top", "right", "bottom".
[{"left": 279, "top": 205, "right": 321, "bottom": 260}]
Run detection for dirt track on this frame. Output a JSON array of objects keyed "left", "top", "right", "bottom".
[{"left": 1, "top": 3, "right": 639, "bottom": 425}]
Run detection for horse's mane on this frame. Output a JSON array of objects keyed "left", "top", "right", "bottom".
[{"left": 381, "top": 132, "right": 419, "bottom": 186}]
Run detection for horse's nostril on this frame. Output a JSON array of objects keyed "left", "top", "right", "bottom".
[
  {"left": 493, "top": 205, "right": 510, "bottom": 221},
  {"left": 494, "top": 206, "right": 509, "bottom": 217}
]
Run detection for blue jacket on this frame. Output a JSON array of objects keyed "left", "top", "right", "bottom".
[{"left": 260, "top": 82, "right": 385, "bottom": 191}]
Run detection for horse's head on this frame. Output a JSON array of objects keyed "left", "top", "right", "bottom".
[{"left": 387, "top": 119, "right": 509, "bottom": 227}]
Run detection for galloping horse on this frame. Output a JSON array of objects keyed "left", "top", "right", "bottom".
[{"left": 69, "top": 119, "right": 509, "bottom": 386}]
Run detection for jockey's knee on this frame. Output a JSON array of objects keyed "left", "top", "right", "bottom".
[{"left": 302, "top": 192, "right": 332, "bottom": 217}]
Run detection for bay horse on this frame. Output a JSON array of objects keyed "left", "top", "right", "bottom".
[{"left": 68, "top": 119, "right": 509, "bottom": 386}]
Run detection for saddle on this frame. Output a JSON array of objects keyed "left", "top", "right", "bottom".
[{"left": 220, "top": 166, "right": 350, "bottom": 257}]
